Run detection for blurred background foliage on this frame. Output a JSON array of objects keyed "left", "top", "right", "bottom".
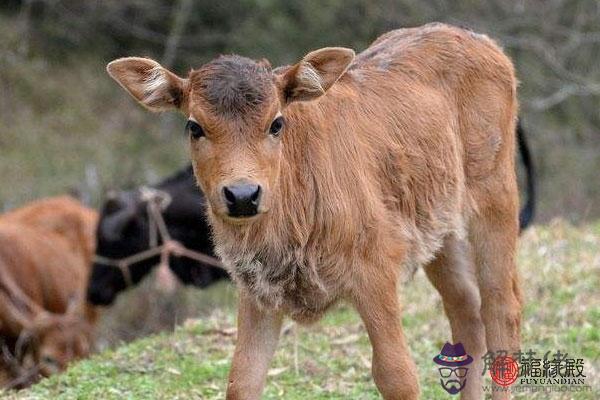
[{"left": 0, "top": 0, "right": 599, "bottom": 222}]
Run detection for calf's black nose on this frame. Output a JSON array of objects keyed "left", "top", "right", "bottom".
[{"left": 223, "top": 184, "right": 261, "bottom": 217}]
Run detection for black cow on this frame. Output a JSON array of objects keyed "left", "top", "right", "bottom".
[{"left": 86, "top": 166, "right": 229, "bottom": 306}]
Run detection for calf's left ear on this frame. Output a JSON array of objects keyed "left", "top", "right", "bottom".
[
  {"left": 107, "top": 57, "right": 188, "bottom": 112},
  {"left": 278, "top": 47, "right": 355, "bottom": 103}
]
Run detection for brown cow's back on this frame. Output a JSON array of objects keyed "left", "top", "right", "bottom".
[
  {"left": 0, "top": 196, "right": 98, "bottom": 265},
  {"left": 351, "top": 23, "right": 516, "bottom": 182},
  {"left": 0, "top": 197, "right": 99, "bottom": 335},
  {"left": 0, "top": 225, "right": 84, "bottom": 320}
]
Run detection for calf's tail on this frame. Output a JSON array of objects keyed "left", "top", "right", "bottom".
[{"left": 517, "top": 120, "right": 535, "bottom": 231}]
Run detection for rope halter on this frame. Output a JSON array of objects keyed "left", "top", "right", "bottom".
[{"left": 93, "top": 187, "right": 223, "bottom": 287}]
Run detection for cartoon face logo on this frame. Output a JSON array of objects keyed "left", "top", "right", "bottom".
[{"left": 433, "top": 342, "right": 473, "bottom": 395}]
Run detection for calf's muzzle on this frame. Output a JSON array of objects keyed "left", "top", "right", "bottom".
[{"left": 222, "top": 183, "right": 262, "bottom": 217}]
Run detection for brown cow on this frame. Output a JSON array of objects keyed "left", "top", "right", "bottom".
[
  {"left": 0, "top": 196, "right": 98, "bottom": 385},
  {"left": 108, "top": 23, "right": 522, "bottom": 399}
]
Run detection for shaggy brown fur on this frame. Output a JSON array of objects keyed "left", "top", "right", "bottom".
[
  {"left": 108, "top": 22, "right": 522, "bottom": 400},
  {"left": 191, "top": 55, "right": 273, "bottom": 117},
  {"left": 0, "top": 196, "right": 98, "bottom": 384}
]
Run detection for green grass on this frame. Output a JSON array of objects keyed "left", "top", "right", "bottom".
[{"left": 5, "top": 220, "right": 598, "bottom": 399}]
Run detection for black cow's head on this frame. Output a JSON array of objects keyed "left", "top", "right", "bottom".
[{"left": 86, "top": 166, "right": 228, "bottom": 306}]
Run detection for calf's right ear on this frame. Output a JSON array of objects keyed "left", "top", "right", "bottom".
[
  {"left": 277, "top": 47, "right": 355, "bottom": 103},
  {"left": 107, "top": 57, "right": 188, "bottom": 112}
]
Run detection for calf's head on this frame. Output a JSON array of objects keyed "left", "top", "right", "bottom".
[
  {"left": 107, "top": 49, "right": 354, "bottom": 224},
  {"left": 29, "top": 311, "right": 94, "bottom": 377}
]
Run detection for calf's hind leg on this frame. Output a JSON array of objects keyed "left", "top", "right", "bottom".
[
  {"left": 353, "top": 267, "right": 419, "bottom": 400},
  {"left": 425, "top": 234, "right": 486, "bottom": 400},
  {"left": 470, "top": 193, "right": 522, "bottom": 400}
]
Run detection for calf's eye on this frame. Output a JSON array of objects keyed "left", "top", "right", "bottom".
[
  {"left": 185, "top": 120, "right": 205, "bottom": 139},
  {"left": 269, "top": 116, "right": 284, "bottom": 137}
]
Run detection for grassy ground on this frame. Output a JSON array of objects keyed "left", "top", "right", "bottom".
[{"left": 4, "top": 220, "right": 598, "bottom": 399}]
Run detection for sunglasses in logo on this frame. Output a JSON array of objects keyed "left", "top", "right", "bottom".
[{"left": 439, "top": 367, "right": 468, "bottom": 378}]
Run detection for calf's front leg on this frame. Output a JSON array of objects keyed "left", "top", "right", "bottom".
[
  {"left": 353, "top": 269, "right": 420, "bottom": 400},
  {"left": 226, "top": 290, "right": 283, "bottom": 400}
]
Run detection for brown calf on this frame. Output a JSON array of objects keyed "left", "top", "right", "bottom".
[
  {"left": 108, "top": 23, "right": 522, "bottom": 399},
  {"left": 0, "top": 196, "right": 98, "bottom": 384}
]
